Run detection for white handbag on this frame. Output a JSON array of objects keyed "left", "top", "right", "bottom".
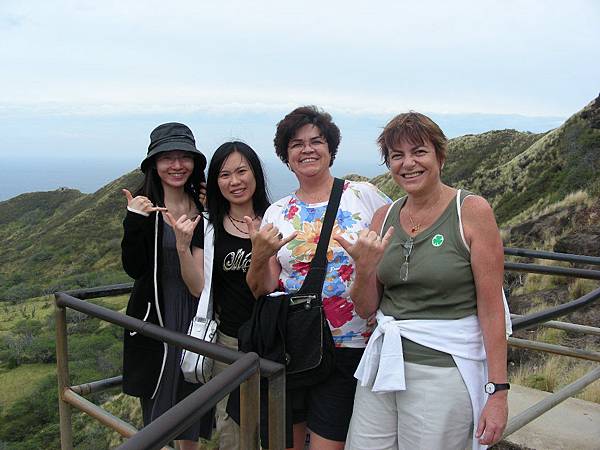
[{"left": 180, "top": 213, "right": 218, "bottom": 384}]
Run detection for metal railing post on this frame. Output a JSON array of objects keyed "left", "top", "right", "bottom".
[
  {"left": 508, "top": 337, "right": 600, "bottom": 362},
  {"left": 504, "top": 366, "right": 600, "bottom": 437},
  {"left": 55, "top": 298, "right": 73, "bottom": 450},
  {"left": 239, "top": 367, "right": 261, "bottom": 450},
  {"left": 46, "top": 248, "right": 600, "bottom": 449},
  {"left": 268, "top": 370, "right": 286, "bottom": 450}
]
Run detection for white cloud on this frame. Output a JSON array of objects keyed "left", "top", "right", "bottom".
[{"left": 0, "top": 0, "right": 598, "bottom": 116}]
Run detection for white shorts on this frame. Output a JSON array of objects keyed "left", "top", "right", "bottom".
[{"left": 345, "top": 361, "right": 473, "bottom": 450}]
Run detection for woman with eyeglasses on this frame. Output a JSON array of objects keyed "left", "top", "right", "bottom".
[
  {"left": 245, "top": 106, "right": 390, "bottom": 450},
  {"left": 121, "top": 122, "right": 213, "bottom": 450},
  {"left": 336, "top": 112, "right": 509, "bottom": 450}
]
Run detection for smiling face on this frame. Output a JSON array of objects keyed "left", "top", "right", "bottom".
[
  {"left": 217, "top": 151, "right": 256, "bottom": 207},
  {"left": 287, "top": 124, "right": 332, "bottom": 180},
  {"left": 155, "top": 150, "right": 195, "bottom": 189},
  {"left": 388, "top": 139, "right": 444, "bottom": 195}
]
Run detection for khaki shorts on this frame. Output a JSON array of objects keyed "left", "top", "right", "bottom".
[{"left": 345, "top": 361, "right": 473, "bottom": 450}]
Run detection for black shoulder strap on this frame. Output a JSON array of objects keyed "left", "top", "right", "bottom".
[{"left": 297, "top": 177, "right": 344, "bottom": 294}]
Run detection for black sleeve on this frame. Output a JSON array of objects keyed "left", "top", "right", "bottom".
[
  {"left": 121, "top": 210, "right": 153, "bottom": 279},
  {"left": 191, "top": 215, "right": 205, "bottom": 249}
]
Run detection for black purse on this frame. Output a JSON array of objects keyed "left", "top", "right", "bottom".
[
  {"left": 232, "top": 178, "right": 344, "bottom": 447},
  {"left": 238, "top": 178, "right": 343, "bottom": 387},
  {"left": 283, "top": 177, "right": 344, "bottom": 388}
]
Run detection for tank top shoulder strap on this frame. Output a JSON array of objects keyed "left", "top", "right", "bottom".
[
  {"left": 380, "top": 196, "right": 405, "bottom": 235},
  {"left": 456, "top": 189, "right": 476, "bottom": 252}
]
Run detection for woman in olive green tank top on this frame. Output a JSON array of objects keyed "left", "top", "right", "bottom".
[{"left": 336, "top": 112, "right": 509, "bottom": 449}]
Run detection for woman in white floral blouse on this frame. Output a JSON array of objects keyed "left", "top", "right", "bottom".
[{"left": 246, "top": 106, "right": 390, "bottom": 450}]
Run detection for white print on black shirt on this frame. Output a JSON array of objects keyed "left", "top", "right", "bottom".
[{"left": 223, "top": 249, "right": 252, "bottom": 273}]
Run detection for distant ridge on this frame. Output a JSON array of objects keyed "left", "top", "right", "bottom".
[
  {"left": 1, "top": 95, "right": 599, "bottom": 301},
  {"left": 0, "top": 170, "right": 142, "bottom": 300},
  {"left": 373, "top": 95, "right": 600, "bottom": 225}
]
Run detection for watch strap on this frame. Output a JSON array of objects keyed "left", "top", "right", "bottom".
[{"left": 486, "top": 382, "right": 510, "bottom": 394}]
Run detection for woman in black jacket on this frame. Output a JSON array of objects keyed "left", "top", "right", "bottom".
[{"left": 121, "top": 122, "right": 212, "bottom": 450}]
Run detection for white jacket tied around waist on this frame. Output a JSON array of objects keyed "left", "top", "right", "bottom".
[{"left": 355, "top": 310, "right": 489, "bottom": 450}]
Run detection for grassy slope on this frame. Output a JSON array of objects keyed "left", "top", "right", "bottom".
[
  {"left": 0, "top": 96, "right": 599, "bottom": 447},
  {"left": 1, "top": 98, "right": 598, "bottom": 301},
  {"left": 0, "top": 171, "right": 143, "bottom": 301},
  {"left": 371, "top": 128, "right": 544, "bottom": 204},
  {"left": 0, "top": 295, "right": 55, "bottom": 336},
  {"left": 372, "top": 97, "right": 600, "bottom": 226},
  {"left": 0, "top": 363, "right": 55, "bottom": 410},
  {"left": 0, "top": 294, "right": 128, "bottom": 448}
]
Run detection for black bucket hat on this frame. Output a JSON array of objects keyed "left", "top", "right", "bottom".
[{"left": 141, "top": 122, "right": 207, "bottom": 173}]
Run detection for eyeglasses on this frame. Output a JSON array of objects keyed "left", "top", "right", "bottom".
[
  {"left": 287, "top": 137, "right": 327, "bottom": 152},
  {"left": 156, "top": 153, "right": 194, "bottom": 164},
  {"left": 400, "top": 238, "right": 414, "bottom": 282}
]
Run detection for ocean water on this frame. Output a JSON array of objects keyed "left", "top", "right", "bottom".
[
  {"left": 1, "top": 109, "right": 564, "bottom": 202},
  {"left": 0, "top": 156, "right": 387, "bottom": 203}
]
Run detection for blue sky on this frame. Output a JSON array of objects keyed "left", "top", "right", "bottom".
[{"left": 0, "top": 0, "right": 599, "bottom": 200}]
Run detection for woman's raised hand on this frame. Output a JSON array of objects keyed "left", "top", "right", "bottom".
[
  {"left": 244, "top": 217, "right": 297, "bottom": 260},
  {"left": 165, "top": 212, "right": 201, "bottom": 251},
  {"left": 334, "top": 226, "right": 394, "bottom": 271},
  {"left": 122, "top": 189, "right": 167, "bottom": 214}
]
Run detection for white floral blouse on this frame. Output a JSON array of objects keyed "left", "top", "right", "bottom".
[{"left": 262, "top": 180, "right": 391, "bottom": 348}]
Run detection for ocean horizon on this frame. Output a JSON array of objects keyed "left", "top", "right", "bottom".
[
  {"left": 0, "top": 155, "right": 388, "bottom": 203},
  {"left": 1, "top": 109, "right": 566, "bottom": 202}
]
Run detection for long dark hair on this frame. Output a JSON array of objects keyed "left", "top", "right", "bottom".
[
  {"left": 134, "top": 153, "right": 206, "bottom": 212},
  {"left": 206, "top": 141, "right": 270, "bottom": 241}
]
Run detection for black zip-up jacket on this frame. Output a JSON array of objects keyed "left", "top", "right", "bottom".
[{"left": 121, "top": 209, "right": 203, "bottom": 398}]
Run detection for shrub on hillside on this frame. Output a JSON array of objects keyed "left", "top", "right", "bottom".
[{"left": 0, "top": 375, "right": 58, "bottom": 444}]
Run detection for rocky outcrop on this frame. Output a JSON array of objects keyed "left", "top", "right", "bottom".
[
  {"left": 554, "top": 232, "right": 600, "bottom": 257},
  {"left": 580, "top": 93, "right": 600, "bottom": 129}
]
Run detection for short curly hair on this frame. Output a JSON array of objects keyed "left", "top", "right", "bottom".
[
  {"left": 377, "top": 112, "right": 447, "bottom": 167},
  {"left": 274, "top": 105, "right": 341, "bottom": 166}
]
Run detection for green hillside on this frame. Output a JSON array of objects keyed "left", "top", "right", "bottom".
[
  {"left": 0, "top": 171, "right": 143, "bottom": 301},
  {"left": 374, "top": 96, "right": 600, "bottom": 225},
  {"left": 1, "top": 95, "right": 599, "bottom": 303},
  {"left": 0, "top": 95, "right": 599, "bottom": 449},
  {"left": 0, "top": 294, "right": 128, "bottom": 449}
]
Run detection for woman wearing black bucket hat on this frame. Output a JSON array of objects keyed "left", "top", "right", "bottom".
[{"left": 121, "top": 122, "right": 212, "bottom": 449}]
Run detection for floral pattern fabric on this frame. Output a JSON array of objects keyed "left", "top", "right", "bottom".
[{"left": 262, "top": 180, "right": 391, "bottom": 348}]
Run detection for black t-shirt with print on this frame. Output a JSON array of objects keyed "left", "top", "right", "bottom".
[{"left": 212, "top": 230, "right": 255, "bottom": 338}]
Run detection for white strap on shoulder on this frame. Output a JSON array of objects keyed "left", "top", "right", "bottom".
[
  {"left": 456, "top": 189, "right": 471, "bottom": 252},
  {"left": 195, "top": 212, "right": 214, "bottom": 319},
  {"left": 153, "top": 212, "right": 164, "bottom": 326},
  {"left": 380, "top": 198, "right": 403, "bottom": 235}
]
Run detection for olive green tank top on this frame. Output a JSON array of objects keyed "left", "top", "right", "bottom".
[{"left": 377, "top": 190, "right": 477, "bottom": 366}]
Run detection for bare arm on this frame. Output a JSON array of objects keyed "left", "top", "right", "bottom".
[
  {"left": 165, "top": 212, "right": 204, "bottom": 298},
  {"left": 462, "top": 195, "right": 508, "bottom": 446},
  {"left": 245, "top": 217, "right": 296, "bottom": 298},
  {"left": 334, "top": 206, "right": 393, "bottom": 318}
]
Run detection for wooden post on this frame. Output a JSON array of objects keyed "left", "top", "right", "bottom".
[
  {"left": 55, "top": 299, "right": 73, "bottom": 450},
  {"left": 239, "top": 367, "right": 260, "bottom": 449},
  {"left": 268, "top": 370, "right": 286, "bottom": 450}
]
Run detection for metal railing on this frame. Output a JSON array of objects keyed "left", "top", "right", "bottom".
[
  {"left": 501, "top": 247, "right": 600, "bottom": 440},
  {"left": 54, "top": 289, "right": 286, "bottom": 450},
  {"left": 52, "top": 245, "right": 600, "bottom": 448}
]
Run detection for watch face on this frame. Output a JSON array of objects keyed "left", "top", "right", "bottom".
[{"left": 485, "top": 382, "right": 495, "bottom": 394}]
